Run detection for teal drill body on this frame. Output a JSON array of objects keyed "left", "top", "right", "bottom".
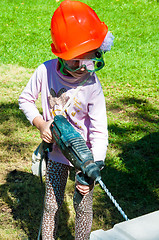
[{"left": 45, "top": 115, "right": 101, "bottom": 182}]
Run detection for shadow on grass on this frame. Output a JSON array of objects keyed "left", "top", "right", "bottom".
[
  {"left": 94, "top": 131, "right": 159, "bottom": 228},
  {"left": 0, "top": 102, "right": 35, "bottom": 161},
  {"left": 93, "top": 96, "right": 159, "bottom": 228},
  {"left": 0, "top": 101, "right": 39, "bottom": 162},
  {"left": 0, "top": 102, "right": 30, "bottom": 126},
  {"left": 108, "top": 96, "right": 159, "bottom": 124},
  {"left": 0, "top": 170, "right": 74, "bottom": 240},
  {"left": 121, "top": 97, "right": 159, "bottom": 124},
  {"left": 0, "top": 139, "right": 31, "bottom": 157}
]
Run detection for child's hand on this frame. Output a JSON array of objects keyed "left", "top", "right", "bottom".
[
  {"left": 33, "top": 117, "right": 54, "bottom": 143},
  {"left": 39, "top": 120, "right": 54, "bottom": 143},
  {"left": 76, "top": 181, "right": 94, "bottom": 196}
]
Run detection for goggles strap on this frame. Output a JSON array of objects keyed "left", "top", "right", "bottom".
[{"left": 58, "top": 58, "right": 68, "bottom": 75}]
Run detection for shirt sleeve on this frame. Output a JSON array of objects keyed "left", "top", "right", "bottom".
[
  {"left": 88, "top": 75, "right": 108, "bottom": 162},
  {"left": 18, "top": 65, "right": 43, "bottom": 125}
]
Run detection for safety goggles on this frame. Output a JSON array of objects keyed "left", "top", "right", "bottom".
[{"left": 59, "top": 50, "right": 105, "bottom": 75}]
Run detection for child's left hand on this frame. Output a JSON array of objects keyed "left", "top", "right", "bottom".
[{"left": 76, "top": 181, "right": 94, "bottom": 195}]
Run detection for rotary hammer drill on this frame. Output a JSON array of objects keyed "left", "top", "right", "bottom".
[
  {"left": 43, "top": 114, "right": 102, "bottom": 184},
  {"left": 41, "top": 115, "right": 129, "bottom": 221}
]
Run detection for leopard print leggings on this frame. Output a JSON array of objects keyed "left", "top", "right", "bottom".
[{"left": 42, "top": 160, "right": 93, "bottom": 240}]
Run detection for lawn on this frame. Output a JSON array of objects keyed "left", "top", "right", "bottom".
[{"left": 0, "top": 0, "right": 159, "bottom": 239}]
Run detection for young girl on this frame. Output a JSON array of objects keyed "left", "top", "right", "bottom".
[{"left": 19, "top": 0, "right": 114, "bottom": 239}]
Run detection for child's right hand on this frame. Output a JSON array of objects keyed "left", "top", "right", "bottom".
[
  {"left": 39, "top": 120, "right": 54, "bottom": 143},
  {"left": 33, "top": 116, "right": 54, "bottom": 143}
]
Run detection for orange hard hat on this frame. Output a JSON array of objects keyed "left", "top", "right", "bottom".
[{"left": 50, "top": 0, "right": 108, "bottom": 60}]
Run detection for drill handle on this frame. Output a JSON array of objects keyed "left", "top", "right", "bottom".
[{"left": 42, "top": 140, "right": 53, "bottom": 153}]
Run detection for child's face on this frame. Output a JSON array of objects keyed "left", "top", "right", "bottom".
[{"left": 64, "top": 48, "right": 104, "bottom": 73}]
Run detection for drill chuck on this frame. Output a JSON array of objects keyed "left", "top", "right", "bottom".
[{"left": 85, "top": 163, "right": 101, "bottom": 182}]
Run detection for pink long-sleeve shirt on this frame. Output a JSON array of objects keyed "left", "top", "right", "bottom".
[{"left": 19, "top": 59, "right": 108, "bottom": 166}]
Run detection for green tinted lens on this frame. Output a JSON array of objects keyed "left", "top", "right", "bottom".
[
  {"left": 65, "top": 63, "right": 81, "bottom": 72},
  {"left": 94, "top": 59, "right": 105, "bottom": 71},
  {"left": 58, "top": 58, "right": 81, "bottom": 75}
]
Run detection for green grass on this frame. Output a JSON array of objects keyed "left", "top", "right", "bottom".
[{"left": 0, "top": 0, "right": 159, "bottom": 239}]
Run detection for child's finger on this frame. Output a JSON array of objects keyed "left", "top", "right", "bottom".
[{"left": 76, "top": 183, "right": 91, "bottom": 195}]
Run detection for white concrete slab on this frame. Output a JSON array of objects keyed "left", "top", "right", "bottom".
[
  {"left": 90, "top": 211, "right": 159, "bottom": 240},
  {"left": 90, "top": 229, "right": 130, "bottom": 240}
]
